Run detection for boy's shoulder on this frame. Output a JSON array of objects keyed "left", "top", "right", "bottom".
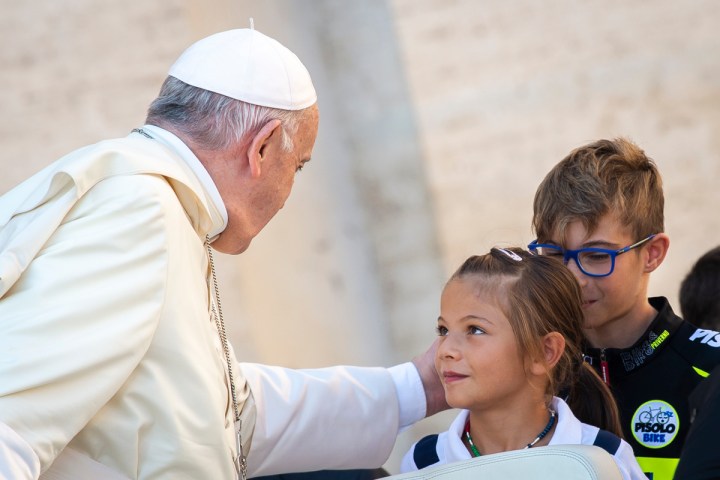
[
  {"left": 645, "top": 296, "right": 720, "bottom": 374},
  {"left": 655, "top": 292, "right": 720, "bottom": 373},
  {"left": 671, "top": 320, "right": 720, "bottom": 373}
]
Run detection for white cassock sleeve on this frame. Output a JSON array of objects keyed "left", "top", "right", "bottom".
[{"left": 241, "top": 361, "right": 426, "bottom": 477}]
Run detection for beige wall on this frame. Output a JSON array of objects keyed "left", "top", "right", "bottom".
[
  {"left": 390, "top": 0, "right": 720, "bottom": 303},
  {"left": 1, "top": 0, "right": 718, "bottom": 473}
]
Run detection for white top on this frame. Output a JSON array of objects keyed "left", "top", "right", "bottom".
[{"left": 401, "top": 397, "right": 646, "bottom": 480}]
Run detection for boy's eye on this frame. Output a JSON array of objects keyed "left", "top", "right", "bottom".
[
  {"left": 538, "top": 246, "right": 563, "bottom": 257},
  {"left": 436, "top": 326, "right": 448, "bottom": 336},
  {"left": 468, "top": 326, "right": 485, "bottom": 335},
  {"left": 582, "top": 252, "right": 611, "bottom": 263}
]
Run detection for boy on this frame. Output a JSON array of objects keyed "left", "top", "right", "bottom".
[{"left": 529, "top": 138, "right": 720, "bottom": 480}]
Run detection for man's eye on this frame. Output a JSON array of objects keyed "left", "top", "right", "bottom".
[{"left": 436, "top": 326, "right": 448, "bottom": 336}]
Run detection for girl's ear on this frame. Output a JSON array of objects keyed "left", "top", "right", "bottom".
[{"left": 529, "top": 332, "right": 565, "bottom": 376}]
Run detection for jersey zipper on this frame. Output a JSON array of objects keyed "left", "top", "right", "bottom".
[{"left": 600, "top": 348, "right": 611, "bottom": 386}]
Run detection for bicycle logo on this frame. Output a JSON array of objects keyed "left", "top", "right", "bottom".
[
  {"left": 638, "top": 405, "right": 673, "bottom": 425},
  {"left": 631, "top": 400, "right": 679, "bottom": 449}
]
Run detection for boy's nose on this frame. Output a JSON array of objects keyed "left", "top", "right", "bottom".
[{"left": 565, "top": 258, "right": 589, "bottom": 285}]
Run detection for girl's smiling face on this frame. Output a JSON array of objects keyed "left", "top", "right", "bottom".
[{"left": 435, "top": 276, "right": 533, "bottom": 411}]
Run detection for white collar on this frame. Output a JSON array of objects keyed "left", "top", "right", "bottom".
[
  {"left": 447, "top": 409, "right": 472, "bottom": 461},
  {"left": 445, "top": 397, "right": 581, "bottom": 463},
  {"left": 139, "top": 125, "right": 228, "bottom": 240},
  {"left": 547, "top": 397, "right": 583, "bottom": 445}
]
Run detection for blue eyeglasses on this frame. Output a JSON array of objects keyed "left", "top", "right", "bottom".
[{"left": 528, "top": 234, "right": 657, "bottom": 277}]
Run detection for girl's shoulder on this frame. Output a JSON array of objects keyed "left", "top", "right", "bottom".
[{"left": 400, "top": 410, "right": 470, "bottom": 472}]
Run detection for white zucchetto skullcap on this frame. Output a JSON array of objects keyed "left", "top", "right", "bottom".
[{"left": 168, "top": 28, "right": 317, "bottom": 111}]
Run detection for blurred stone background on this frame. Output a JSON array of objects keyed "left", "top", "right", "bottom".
[{"left": 1, "top": 0, "right": 718, "bottom": 473}]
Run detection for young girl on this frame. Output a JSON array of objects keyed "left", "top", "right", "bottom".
[{"left": 401, "top": 247, "right": 645, "bottom": 479}]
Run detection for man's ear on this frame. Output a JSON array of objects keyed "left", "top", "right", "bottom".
[
  {"left": 645, "top": 233, "right": 669, "bottom": 273},
  {"left": 247, "top": 119, "right": 282, "bottom": 178},
  {"left": 529, "top": 332, "right": 565, "bottom": 376}
]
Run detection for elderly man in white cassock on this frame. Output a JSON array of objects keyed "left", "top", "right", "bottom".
[{"left": 0, "top": 27, "right": 445, "bottom": 479}]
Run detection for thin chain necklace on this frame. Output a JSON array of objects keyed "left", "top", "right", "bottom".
[
  {"left": 463, "top": 409, "right": 557, "bottom": 457},
  {"left": 132, "top": 128, "right": 247, "bottom": 477},
  {"left": 206, "top": 236, "right": 248, "bottom": 479},
  {"left": 134, "top": 125, "right": 247, "bottom": 478}
]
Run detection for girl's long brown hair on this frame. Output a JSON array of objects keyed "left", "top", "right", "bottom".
[{"left": 450, "top": 247, "right": 623, "bottom": 436}]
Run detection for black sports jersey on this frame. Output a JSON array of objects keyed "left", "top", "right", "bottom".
[
  {"left": 673, "top": 364, "right": 720, "bottom": 480},
  {"left": 583, "top": 297, "right": 720, "bottom": 480}
]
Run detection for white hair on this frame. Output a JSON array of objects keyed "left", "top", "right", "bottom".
[{"left": 146, "top": 76, "right": 309, "bottom": 152}]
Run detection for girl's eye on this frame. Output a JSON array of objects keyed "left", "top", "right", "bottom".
[
  {"left": 469, "top": 326, "right": 485, "bottom": 335},
  {"left": 436, "top": 326, "right": 448, "bottom": 337}
]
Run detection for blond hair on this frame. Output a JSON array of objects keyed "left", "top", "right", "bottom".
[{"left": 533, "top": 138, "right": 664, "bottom": 241}]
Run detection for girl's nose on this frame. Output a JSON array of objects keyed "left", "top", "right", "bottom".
[{"left": 437, "top": 334, "right": 461, "bottom": 359}]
